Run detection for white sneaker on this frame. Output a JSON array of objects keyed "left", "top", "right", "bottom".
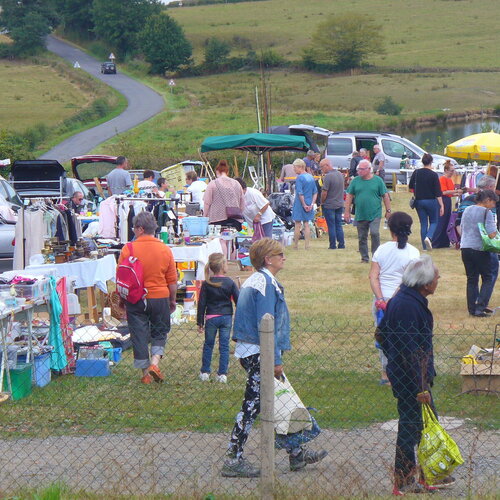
[
  {"left": 424, "top": 236, "right": 433, "bottom": 250},
  {"left": 216, "top": 374, "right": 227, "bottom": 383},
  {"left": 199, "top": 372, "right": 210, "bottom": 382}
]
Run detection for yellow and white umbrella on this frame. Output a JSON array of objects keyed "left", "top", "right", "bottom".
[{"left": 444, "top": 130, "right": 500, "bottom": 162}]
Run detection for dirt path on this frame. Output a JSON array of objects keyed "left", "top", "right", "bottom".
[{"left": 0, "top": 423, "right": 497, "bottom": 497}]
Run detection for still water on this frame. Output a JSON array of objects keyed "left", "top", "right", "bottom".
[{"left": 406, "top": 118, "right": 500, "bottom": 153}]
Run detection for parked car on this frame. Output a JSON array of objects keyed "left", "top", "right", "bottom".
[
  {"left": 0, "top": 190, "right": 19, "bottom": 258},
  {"left": 325, "top": 131, "right": 457, "bottom": 184},
  {"left": 71, "top": 155, "right": 161, "bottom": 196},
  {"left": 10, "top": 159, "right": 96, "bottom": 210},
  {"left": 101, "top": 62, "right": 116, "bottom": 74}
]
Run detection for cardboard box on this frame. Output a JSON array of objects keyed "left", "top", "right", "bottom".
[
  {"left": 395, "top": 184, "right": 409, "bottom": 193},
  {"left": 460, "top": 361, "right": 500, "bottom": 394}
]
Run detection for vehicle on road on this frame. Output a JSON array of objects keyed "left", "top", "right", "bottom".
[{"left": 101, "top": 62, "right": 116, "bottom": 74}]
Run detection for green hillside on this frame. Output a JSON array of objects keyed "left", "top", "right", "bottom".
[{"left": 169, "top": 0, "right": 500, "bottom": 68}]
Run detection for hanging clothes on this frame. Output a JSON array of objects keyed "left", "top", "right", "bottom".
[
  {"left": 48, "top": 276, "right": 67, "bottom": 371},
  {"left": 13, "top": 209, "right": 45, "bottom": 270},
  {"left": 98, "top": 196, "right": 118, "bottom": 238}
]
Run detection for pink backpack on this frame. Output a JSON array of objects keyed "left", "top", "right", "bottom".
[{"left": 116, "top": 243, "right": 147, "bottom": 303}]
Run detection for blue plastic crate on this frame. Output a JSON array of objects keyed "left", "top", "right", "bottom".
[
  {"left": 182, "top": 217, "right": 209, "bottom": 236},
  {"left": 75, "top": 359, "right": 111, "bottom": 377}
]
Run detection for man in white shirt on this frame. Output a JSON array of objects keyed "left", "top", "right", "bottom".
[
  {"left": 235, "top": 178, "right": 275, "bottom": 238},
  {"left": 186, "top": 171, "right": 207, "bottom": 210}
]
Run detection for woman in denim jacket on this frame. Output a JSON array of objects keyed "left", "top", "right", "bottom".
[{"left": 221, "top": 238, "right": 326, "bottom": 478}]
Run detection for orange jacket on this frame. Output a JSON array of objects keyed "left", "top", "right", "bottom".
[{"left": 118, "top": 235, "right": 177, "bottom": 299}]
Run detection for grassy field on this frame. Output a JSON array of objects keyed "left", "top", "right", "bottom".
[
  {"left": 0, "top": 60, "right": 93, "bottom": 132},
  {"left": 93, "top": 66, "right": 500, "bottom": 166},
  {"left": 1, "top": 192, "right": 498, "bottom": 439},
  {"left": 169, "top": 0, "right": 500, "bottom": 68}
]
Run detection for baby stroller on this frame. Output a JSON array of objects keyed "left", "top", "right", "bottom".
[{"left": 268, "top": 192, "right": 295, "bottom": 230}]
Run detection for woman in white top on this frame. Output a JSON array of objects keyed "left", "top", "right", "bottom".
[
  {"left": 369, "top": 211, "right": 420, "bottom": 385},
  {"left": 235, "top": 177, "right": 275, "bottom": 238}
]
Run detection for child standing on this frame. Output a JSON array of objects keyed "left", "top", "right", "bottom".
[{"left": 197, "top": 253, "right": 239, "bottom": 383}]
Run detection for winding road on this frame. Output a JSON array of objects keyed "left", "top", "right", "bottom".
[{"left": 39, "top": 36, "right": 165, "bottom": 162}]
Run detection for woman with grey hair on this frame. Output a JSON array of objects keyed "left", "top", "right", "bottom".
[
  {"left": 118, "top": 211, "right": 178, "bottom": 384},
  {"left": 291, "top": 158, "right": 318, "bottom": 250},
  {"left": 377, "top": 255, "right": 454, "bottom": 494}
]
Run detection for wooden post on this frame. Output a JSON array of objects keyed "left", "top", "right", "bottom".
[
  {"left": 259, "top": 313, "right": 275, "bottom": 499},
  {"left": 392, "top": 172, "right": 397, "bottom": 190}
]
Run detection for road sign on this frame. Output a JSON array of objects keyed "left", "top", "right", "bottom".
[
  {"left": 169, "top": 79, "right": 176, "bottom": 86},
  {"left": 109, "top": 53, "right": 115, "bottom": 61},
  {"left": 74, "top": 61, "right": 80, "bottom": 69}
]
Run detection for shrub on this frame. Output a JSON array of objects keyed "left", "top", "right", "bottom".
[{"left": 375, "top": 96, "right": 403, "bottom": 116}]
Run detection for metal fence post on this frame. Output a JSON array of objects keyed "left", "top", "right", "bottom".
[{"left": 259, "top": 313, "right": 275, "bottom": 499}]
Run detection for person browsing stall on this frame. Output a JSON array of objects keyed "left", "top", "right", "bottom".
[
  {"left": 106, "top": 156, "right": 132, "bottom": 196},
  {"left": 235, "top": 178, "right": 276, "bottom": 238},
  {"left": 320, "top": 158, "right": 345, "bottom": 250},
  {"left": 186, "top": 171, "right": 207, "bottom": 210}
]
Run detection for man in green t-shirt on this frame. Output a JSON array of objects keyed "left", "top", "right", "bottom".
[{"left": 344, "top": 160, "right": 392, "bottom": 263}]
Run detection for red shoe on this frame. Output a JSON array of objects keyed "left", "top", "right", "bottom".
[
  {"left": 419, "top": 476, "right": 453, "bottom": 489},
  {"left": 393, "top": 480, "right": 436, "bottom": 495},
  {"left": 141, "top": 374, "right": 153, "bottom": 384},
  {"left": 148, "top": 364, "right": 164, "bottom": 383}
]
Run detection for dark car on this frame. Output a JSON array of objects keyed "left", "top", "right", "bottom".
[
  {"left": 101, "top": 62, "right": 116, "bottom": 74},
  {"left": 10, "top": 159, "right": 96, "bottom": 210}
]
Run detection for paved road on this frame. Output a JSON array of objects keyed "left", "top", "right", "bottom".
[{"left": 40, "top": 35, "right": 165, "bottom": 163}]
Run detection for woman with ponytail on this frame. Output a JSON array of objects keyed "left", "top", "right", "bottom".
[
  {"left": 197, "top": 253, "right": 239, "bottom": 383},
  {"left": 369, "top": 212, "right": 420, "bottom": 384}
]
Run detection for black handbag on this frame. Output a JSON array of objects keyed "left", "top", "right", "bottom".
[{"left": 409, "top": 170, "right": 418, "bottom": 209}]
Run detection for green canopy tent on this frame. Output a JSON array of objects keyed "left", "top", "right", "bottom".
[{"left": 200, "top": 133, "right": 310, "bottom": 191}]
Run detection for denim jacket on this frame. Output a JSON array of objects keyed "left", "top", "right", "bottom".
[{"left": 232, "top": 269, "right": 291, "bottom": 365}]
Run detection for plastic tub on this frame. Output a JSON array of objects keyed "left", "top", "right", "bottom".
[
  {"left": 2, "top": 363, "right": 32, "bottom": 401},
  {"left": 18, "top": 352, "right": 51, "bottom": 388},
  {"left": 181, "top": 217, "right": 209, "bottom": 236}
]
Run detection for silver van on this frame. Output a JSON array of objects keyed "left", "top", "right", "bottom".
[{"left": 325, "top": 131, "right": 455, "bottom": 183}]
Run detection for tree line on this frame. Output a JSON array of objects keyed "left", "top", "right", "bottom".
[{"left": 0, "top": 0, "right": 385, "bottom": 75}]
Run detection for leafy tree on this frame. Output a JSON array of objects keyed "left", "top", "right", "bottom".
[
  {"left": 375, "top": 96, "right": 403, "bottom": 116},
  {"left": 204, "top": 37, "right": 231, "bottom": 69},
  {"left": 0, "top": 0, "right": 58, "bottom": 56},
  {"left": 138, "top": 14, "right": 192, "bottom": 74},
  {"left": 305, "top": 13, "right": 384, "bottom": 69},
  {"left": 53, "top": 0, "right": 94, "bottom": 36},
  {"left": 0, "top": 129, "right": 31, "bottom": 164},
  {"left": 92, "top": 0, "right": 162, "bottom": 57}
]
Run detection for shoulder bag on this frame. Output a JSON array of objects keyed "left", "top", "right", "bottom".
[
  {"left": 478, "top": 207, "right": 500, "bottom": 253},
  {"left": 409, "top": 169, "right": 418, "bottom": 209},
  {"left": 215, "top": 179, "right": 243, "bottom": 219}
]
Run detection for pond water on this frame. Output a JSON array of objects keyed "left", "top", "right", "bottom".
[{"left": 406, "top": 118, "right": 500, "bottom": 153}]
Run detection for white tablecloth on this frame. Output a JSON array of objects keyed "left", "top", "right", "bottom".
[
  {"left": 25, "top": 254, "right": 116, "bottom": 293},
  {"left": 170, "top": 238, "right": 223, "bottom": 280}
]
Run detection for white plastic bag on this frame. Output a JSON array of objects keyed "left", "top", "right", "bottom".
[{"left": 274, "top": 374, "right": 312, "bottom": 435}]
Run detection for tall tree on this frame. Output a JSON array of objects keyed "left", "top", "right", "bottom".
[
  {"left": 138, "top": 13, "right": 192, "bottom": 74},
  {"left": 54, "top": 0, "right": 94, "bottom": 36},
  {"left": 305, "top": 13, "right": 384, "bottom": 70},
  {"left": 0, "top": 0, "right": 58, "bottom": 56},
  {"left": 92, "top": 0, "right": 162, "bottom": 57}
]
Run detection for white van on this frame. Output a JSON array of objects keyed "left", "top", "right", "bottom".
[{"left": 325, "top": 131, "right": 456, "bottom": 183}]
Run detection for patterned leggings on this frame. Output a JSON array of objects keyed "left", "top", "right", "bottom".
[{"left": 228, "top": 353, "right": 261, "bottom": 459}]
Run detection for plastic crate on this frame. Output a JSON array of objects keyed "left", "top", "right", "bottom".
[
  {"left": 0, "top": 279, "right": 49, "bottom": 300},
  {"left": 75, "top": 359, "right": 111, "bottom": 377},
  {"left": 182, "top": 216, "right": 209, "bottom": 236}
]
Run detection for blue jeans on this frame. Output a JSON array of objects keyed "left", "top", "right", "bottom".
[
  {"left": 323, "top": 207, "right": 345, "bottom": 249},
  {"left": 201, "top": 315, "right": 232, "bottom": 375},
  {"left": 415, "top": 199, "right": 438, "bottom": 249}
]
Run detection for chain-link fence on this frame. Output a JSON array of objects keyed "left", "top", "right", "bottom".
[{"left": 0, "top": 315, "right": 498, "bottom": 498}]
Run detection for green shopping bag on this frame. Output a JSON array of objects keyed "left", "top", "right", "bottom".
[
  {"left": 417, "top": 404, "right": 464, "bottom": 484},
  {"left": 477, "top": 222, "right": 500, "bottom": 253}
]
